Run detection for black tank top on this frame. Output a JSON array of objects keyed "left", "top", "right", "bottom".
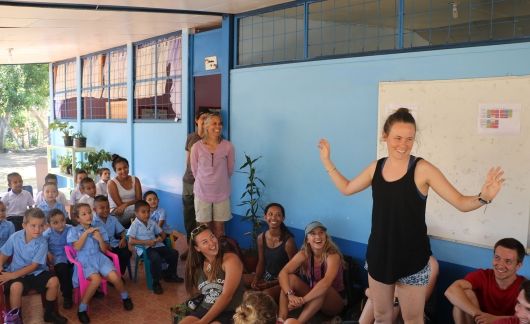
[
  {"left": 366, "top": 156, "right": 430, "bottom": 284},
  {"left": 262, "top": 232, "right": 290, "bottom": 281}
]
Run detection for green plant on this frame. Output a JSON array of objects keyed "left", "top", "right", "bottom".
[
  {"left": 73, "top": 131, "right": 86, "bottom": 139},
  {"left": 57, "top": 153, "right": 73, "bottom": 174},
  {"left": 238, "top": 154, "right": 265, "bottom": 253},
  {"left": 49, "top": 120, "right": 74, "bottom": 137},
  {"left": 77, "top": 149, "right": 112, "bottom": 175}
]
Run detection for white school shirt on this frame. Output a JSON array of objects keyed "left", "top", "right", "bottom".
[
  {"left": 35, "top": 190, "right": 68, "bottom": 206},
  {"left": 1, "top": 190, "right": 34, "bottom": 217},
  {"left": 78, "top": 194, "right": 95, "bottom": 209},
  {"left": 95, "top": 180, "right": 108, "bottom": 197}
]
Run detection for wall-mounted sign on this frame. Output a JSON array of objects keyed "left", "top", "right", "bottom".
[{"left": 205, "top": 56, "right": 218, "bottom": 70}]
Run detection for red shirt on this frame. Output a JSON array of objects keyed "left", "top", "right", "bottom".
[
  {"left": 493, "top": 317, "right": 519, "bottom": 324},
  {"left": 465, "top": 269, "right": 525, "bottom": 315}
]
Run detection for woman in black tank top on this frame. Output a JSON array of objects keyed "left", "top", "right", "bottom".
[
  {"left": 318, "top": 108, "right": 505, "bottom": 323},
  {"left": 248, "top": 203, "right": 297, "bottom": 302}
]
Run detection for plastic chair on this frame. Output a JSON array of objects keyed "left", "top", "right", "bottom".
[
  {"left": 64, "top": 246, "right": 121, "bottom": 305},
  {"left": 132, "top": 237, "right": 172, "bottom": 291}
]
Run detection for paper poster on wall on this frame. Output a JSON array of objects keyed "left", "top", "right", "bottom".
[{"left": 478, "top": 103, "right": 521, "bottom": 135}]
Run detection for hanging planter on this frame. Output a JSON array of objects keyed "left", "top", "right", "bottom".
[{"left": 63, "top": 135, "right": 73, "bottom": 147}]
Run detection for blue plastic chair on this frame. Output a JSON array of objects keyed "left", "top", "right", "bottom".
[{"left": 132, "top": 237, "right": 172, "bottom": 291}]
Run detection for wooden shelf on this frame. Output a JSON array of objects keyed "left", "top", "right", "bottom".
[{"left": 47, "top": 145, "right": 96, "bottom": 188}]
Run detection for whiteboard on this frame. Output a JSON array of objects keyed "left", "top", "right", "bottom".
[{"left": 378, "top": 76, "right": 530, "bottom": 249}]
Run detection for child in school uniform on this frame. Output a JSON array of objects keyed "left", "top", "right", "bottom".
[
  {"left": 0, "top": 201, "right": 15, "bottom": 248},
  {"left": 78, "top": 177, "right": 97, "bottom": 209},
  {"left": 43, "top": 209, "right": 74, "bottom": 309},
  {"left": 92, "top": 195, "right": 131, "bottom": 278},
  {"left": 67, "top": 203, "right": 133, "bottom": 323},
  {"left": 0, "top": 208, "right": 67, "bottom": 324},
  {"left": 95, "top": 168, "right": 110, "bottom": 197},
  {"left": 144, "top": 191, "right": 180, "bottom": 243},
  {"left": 69, "top": 169, "right": 88, "bottom": 205},
  {"left": 36, "top": 182, "right": 68, "bottom": 220},
  {"left": 128, "top": 200, "right": 182, "bottom": 295},
  {"left": 35, "top": 173, "right": 68, "bottom": 207},
  {"left": 1, "top": 172, "right": 34, "bottom": 231}
]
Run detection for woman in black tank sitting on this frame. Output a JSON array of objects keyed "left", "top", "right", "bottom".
[
  {"left": 249, "top": 203, "right": 297, "bottom": 301},
  {"left": 318, "top": 108, "right": 505, "bottom": 323}
]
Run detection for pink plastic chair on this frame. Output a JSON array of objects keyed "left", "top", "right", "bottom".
[{"left": 64, "top": 246, "right": 121, "bottom": 306}]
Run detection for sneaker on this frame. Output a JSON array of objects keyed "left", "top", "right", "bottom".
[
  {"left": 3, "top": 308, "right": 22, "bottom": 324},
  {"left": 63, "top": 297, "right": 73, "bottom": 309},
  {"left": 164, "top": 274, "right": 184, "bottom": 283},
  {"left": 77, "top": 310, "right": 90, "bottom": 323},
  {"left": 122, "top": 297, "right": 134, "bottom": 311},
  {"left": 44, "top": 310, "right": 68, "bottom": 324},
  {"left": 153, "top": 281, "right": 164, "bottom": 295}
]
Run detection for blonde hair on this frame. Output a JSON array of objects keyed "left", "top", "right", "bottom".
[{"left": 233, "top": 291, "right": 277, "bottom": 324}]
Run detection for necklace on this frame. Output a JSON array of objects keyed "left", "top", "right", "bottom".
[{"left": 205, "top": 262, "right": 212, "bottom": 273}]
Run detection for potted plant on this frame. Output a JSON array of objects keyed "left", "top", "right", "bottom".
[
  {"left": 238, "top": 154, "right": 265, "bottom": 272},
  {"left": 49, "top": 120, "right": 74, "bottom": 146},
  {"left": 73, "top": 131, "right": 87, "bottom": 148},
  {"left": 57, "top": 153, "right": 73, "bottom": 175},
  {"left": 77, "top": 149, "right": 112, "bottom": 175}
]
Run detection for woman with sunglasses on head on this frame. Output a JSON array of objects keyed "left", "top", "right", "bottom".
[
  {"left": 180, "top": 224, "right": 245, "bottom": 324},
  {"left": 277, "top": 221, "right": 345, "bottom": 323}
]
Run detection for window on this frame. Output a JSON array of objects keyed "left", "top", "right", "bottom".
[
  {"left": 82, "top": 48, "right": 128, "bottom": 119},
  {"left": 308, "top": 0, "right": 398, "bottom": 57},
  {"left": 134, "top": 34, "right": 182, "bottom": 121},
  {"left": 53, "top": 60, "right": 77, "bottom": 119},
  {"left": 236, "top": 0, "right": 530, "bottom": 67},
  {"left": 238, "top": 5, "right": 305, "bottom": 66}
]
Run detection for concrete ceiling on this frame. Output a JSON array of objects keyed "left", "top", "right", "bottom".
[{"left": 0, "top": 0, "right": 293, "bottom": 64}]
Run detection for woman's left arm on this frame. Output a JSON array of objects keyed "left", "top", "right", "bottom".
[
  {"left": 134, "top": 177, "right": 142, "bottom": 202},
  {"left": 419, "top": 160, "right": 504, "bottom": 212},
  {"left": 200, "top": 253, "right": 243, "bottom": 324},
  {"left": 227, "top": 142, "right": 235, "bottom": 177},
  {"left": 301, "top": 253, "right": 341, "bottom": 304}
]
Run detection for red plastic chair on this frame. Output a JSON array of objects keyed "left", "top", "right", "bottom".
[{"left": 64, "top": 246, "right": 121, "bottom": 306}]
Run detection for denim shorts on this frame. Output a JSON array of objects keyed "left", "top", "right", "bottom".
[{"left": 365, "top": 261, "right": 431, "bottom": 286}]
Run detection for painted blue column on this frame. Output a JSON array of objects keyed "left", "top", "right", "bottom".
[
  {"left": 182, "top": 29, "right": 190, "bottom": 133},
  {"left": 221, "top": 15, "right": 233, "bottom": 139},
  {"left": 397, "top": 0, "right": 404, "bottom": 49},
  {"left": 126, "top": 43, "right": 135, "bottom": 173},
  {"left": 48, "top": 63, "right": 54, "bottom": 124},
  {"left": 76, "top": 56, "right": 82, "bottom": 130}
]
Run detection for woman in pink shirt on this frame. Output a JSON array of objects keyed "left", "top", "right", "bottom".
[{"left": 190, "top": 113, "right": 234, "bottom": 238}]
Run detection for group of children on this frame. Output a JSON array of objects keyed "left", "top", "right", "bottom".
[{"left": 0, "top": 170, "right": 184, "bottom": 324}]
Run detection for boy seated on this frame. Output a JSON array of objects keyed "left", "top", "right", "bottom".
[
  {"left": 1, "top": 172, "right": 34, "bottom": 231},
  {"left": 43, "top": 209, "right": 74, "bottom": 309},
  {"left": 69, "top": 169, "right": 87, "bottom": 206},
  {"left": 144, "top": 191, "right": 181, "bottom": 241},
  {"left": 0, "top": 201, "right": 15, "bottom": 248},
  {"left": 95, "top": 168, "right": 110, "bottom": 197},
  {"left": 0, "top": 208, "right": 67, "bottom": 324},
  {"left": 35, "top": 174, "right": 68, "bottom": 207},
  {"left": 128, "top": 200, "right": 183, "bottom": 295},
  {"left": 78, "top": 177, "right": 97, "bottom": 209},
  {"left": 67, "top": 203, "right": 133, "bottom": 323},
  {"left": 92, "top": 195, "right": 131, "bottom": 278},
  {"left": 36, "top": 183, "right": 68, "bottom": 220}
]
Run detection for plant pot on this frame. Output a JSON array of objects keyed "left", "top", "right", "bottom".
[
  {"left": 74, "top": 137, "right": 87, "bottom": 148},
  {"left": 63, "top": 135, "right": 73, "bottom": 146}
]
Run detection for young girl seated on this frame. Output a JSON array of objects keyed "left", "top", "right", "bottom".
[
  {"left": 180, "top": 224, "right": 245, "bottom": 324},
  {"left": 249, "top": 203, "right": 297, "bottom": 301},
  {"left": 67, "top": 203, "right": 133, "bottom": 323},
  {"left": 95, "top": 167, "right": 111, "bottom": 197},
  {"left": 278, "top": 221, "right": 345, "bottom": 323},
  {"left": 233, "top": 291, "right": 278, "bottom": 324}
]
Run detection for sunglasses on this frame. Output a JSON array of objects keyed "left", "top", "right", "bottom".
[{"left": 190, "top": 224, "right": 209, "bottom": 241}]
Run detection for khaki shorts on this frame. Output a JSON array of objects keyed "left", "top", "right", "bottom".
[{"left": 194, "top": 197, "right": 232, "bottom": 222}]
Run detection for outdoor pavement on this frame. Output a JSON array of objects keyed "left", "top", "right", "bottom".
[{"left": 0, "top": 148, "right": 46, "bottom": 194}]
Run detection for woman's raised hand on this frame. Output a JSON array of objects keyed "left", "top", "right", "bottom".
[
  {"left": 318, "top": 139, "right": 331, "bottom": 162},
  {"left": 480, "top": 166, "right": 505, "bottom": 201}
]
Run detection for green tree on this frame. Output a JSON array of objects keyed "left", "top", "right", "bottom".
[{"left": 0, "top": 64, "right": 49, "bottom": 150}]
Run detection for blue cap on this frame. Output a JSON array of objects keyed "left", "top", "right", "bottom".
[{"left": 305, "top": 221, "right": 327, "bottom": 236}]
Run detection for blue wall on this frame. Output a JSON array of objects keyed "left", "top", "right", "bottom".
[{"left": 229, "top": 41, "right": 530, "bottom": 321}]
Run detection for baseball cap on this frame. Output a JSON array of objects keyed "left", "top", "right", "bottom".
[{"left": 305, "top": 221, "right": 327, "bottom": 236}]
